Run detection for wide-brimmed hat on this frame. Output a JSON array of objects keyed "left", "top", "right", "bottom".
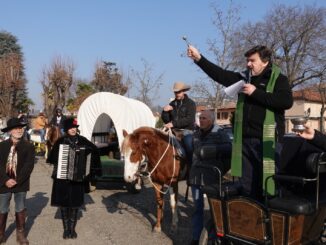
[
  {"left": 1, "top": 118, "right": 28, "bottom": 133},
  {"left": 63, "top": 118, "right": 79, "bottom": 132},
  {"left": 173, "top": 81, "right": 191, "bottom": 92}
]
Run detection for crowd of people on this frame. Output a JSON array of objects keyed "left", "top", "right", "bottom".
[
  {"left": 0, "top": 111, "right": 101, "bottom": 244},
  {"left": 0, "top": 43, "right": 325, "bottom": 244}
]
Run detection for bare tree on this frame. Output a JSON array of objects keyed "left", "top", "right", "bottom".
[
  {"left": 317, "top": 75, "right": 326, "bottom": 133},
  {"left": 40, "top": 56, "right": 75, "bottom": 117},
  {"left": 230, "top": 5, "right": 326, "bottom": 89},
  {"left": 91, "top": 61, "right": 128, "bottom": 95},
  {"left": 0, "top": 53, "right": 24, "bottom": 117},
  {"left": 130, "top": 58, "right": 163, "bottom": 108},
  {"left": 192, "top": 0, "right": 241, "bottom": 111},
  {"left": 66, "top": 82, "right": 95, "bottom": 114},
  {"left": 225, "top": 4, "right": 326, "bottom": 126}
]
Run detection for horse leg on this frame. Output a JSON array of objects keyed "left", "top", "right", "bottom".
[
  {"left": 169, "top": 182, "right": 179, "bottom": 233},
  {"left": 153, "top": 183, "right": 164, "bottom": 232}
]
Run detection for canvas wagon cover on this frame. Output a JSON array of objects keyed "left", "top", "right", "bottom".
[{"left": 77, "top": 92, "right": 156, "bottom": 148}]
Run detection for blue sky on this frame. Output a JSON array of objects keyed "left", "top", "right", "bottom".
[{"left": 0, "top": 0, "right": 324, "bottom": 110}]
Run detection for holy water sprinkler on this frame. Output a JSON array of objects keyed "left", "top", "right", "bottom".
[{"left": 182, "top": 36, "right": 191, "bottom": 46}]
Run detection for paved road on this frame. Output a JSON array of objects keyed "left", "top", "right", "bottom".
[{"left": 4, "top": 157, "right": 208, "bottom": 245}]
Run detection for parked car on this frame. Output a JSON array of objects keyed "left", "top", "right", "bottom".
[{"left": 220, "top": 124, "right": 233, "bottom": 141}]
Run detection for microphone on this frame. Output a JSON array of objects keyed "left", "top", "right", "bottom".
[{"left": 247, "top": 69, "right": 252, "bottom": 84}]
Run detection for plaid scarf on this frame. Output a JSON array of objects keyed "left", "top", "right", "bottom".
[{"left": 6, "top": 143, "right": 18, "bottom": 179}]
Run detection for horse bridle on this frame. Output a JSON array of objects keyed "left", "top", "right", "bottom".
[
  {"left": 137, "top": 156, "right": 149, "bottom": 177},
  {"left": 136, "top": 129, "right": 177, "bottom": 194}
]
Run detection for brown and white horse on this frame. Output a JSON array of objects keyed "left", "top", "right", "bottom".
[
  {"left": 122, "top": 126, "right": 185, "bottom": 232},
  {"left": 45, "top": 125, "right": 61, "bottom": 159}
]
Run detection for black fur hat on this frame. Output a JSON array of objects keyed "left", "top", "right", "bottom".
[{"left": 63, "top": 118, "right": 79, "bottom": 132}]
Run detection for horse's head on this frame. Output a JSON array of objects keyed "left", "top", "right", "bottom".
[{"left": 121, "top": 127, "right": 154, "bottom": 182}]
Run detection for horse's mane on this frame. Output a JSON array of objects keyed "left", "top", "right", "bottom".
[
  {"left": 122, "top": 127, "right": 169, "bottom": 150},
  {"left": 133, "top": 127, "right": 169, "bottom": 142}
]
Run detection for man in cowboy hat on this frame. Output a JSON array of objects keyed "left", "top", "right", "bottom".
[
  {"left": 0, "top": 118, "right": 35, "bottom": 244},
  {"left": 48, "top": 117, "right": 101, "bottom": 240},
  {"left": 161, "top": 81, "right": 196, "bottom": 164},
  {"left": 50, "top": 108, "right": 66, "bottom": 135}
]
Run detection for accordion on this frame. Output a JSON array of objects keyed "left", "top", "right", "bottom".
[{"left": 57, "top": 144, "right": 91, "bottom": 182}]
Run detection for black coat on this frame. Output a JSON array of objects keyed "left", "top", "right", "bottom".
[
  {"left": 50, "top": 115, "right": 66, "bottom": 130},
  {"left": 0, "top": 138, "right": 35, "bottom": 194},
  {"left": 280, "top": 135, "right": 326, "bottom": 198},
  {"left": 189, "top": 125, "right": 232, "bottom": 186},
  {"left": 161, "top": 94, "right": 196, "bottom": 130},
  {"left": 48, "top": 134, "right": 101, "bottom": 207},
  {"left": 311, "top": 130, "right": 326, "bottom": 151},
  {"left": 196, "top": 57, "right": 293, "bottom": 142}
]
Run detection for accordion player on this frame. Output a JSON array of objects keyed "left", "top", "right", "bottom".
[{"left": 56, "top": 144, "right": 90, "bottom": 182}]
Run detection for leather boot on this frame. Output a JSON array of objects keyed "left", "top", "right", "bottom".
[
  {"left": 0, "top": 213, "right": 8, "bottom": 244},
  {"left": 15, "top": 209, "right": 29, "bottom": 245},
  {"left": 69, "top": 208, "right": 78, "bottom": 239},
  {"left": 60, "top": 208, "right": 70, "bottom": 239}
]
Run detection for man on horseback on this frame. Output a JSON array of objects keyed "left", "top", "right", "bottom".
[
  {"left": 50, "top": 108, "right": 66, "bottom": 135},
  {"left": 161, "top": 81, "right": 196, "bottom": 164}
]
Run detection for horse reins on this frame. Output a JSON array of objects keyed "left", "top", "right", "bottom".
[{"left": 139, "top": 128, "right": 177, "bottom": 195}]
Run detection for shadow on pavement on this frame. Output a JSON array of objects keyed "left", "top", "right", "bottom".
[
  {"left": 95, "top": 181, "right": 128, "bottom": 191},
  {"left": 26, "top": 192, "right": 49, "bottom": 235},
  {"left": 101, "top": 184, "right": 195, "bottom": 245},
  {"left": 2, "top": 192, "right": 49, "bottom": 239}
]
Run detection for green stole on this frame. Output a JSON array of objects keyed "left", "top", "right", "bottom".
[{"left": 231, "top": 64, "right": 281, "bottom": 195}]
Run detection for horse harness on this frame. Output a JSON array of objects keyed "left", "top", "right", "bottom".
[{"left": 136, "top": 128, "right": 178, "bottom": 194}]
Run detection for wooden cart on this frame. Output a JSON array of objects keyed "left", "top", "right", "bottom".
[{"left": 199, "top": 143, "right": 326, "bottom": 244}]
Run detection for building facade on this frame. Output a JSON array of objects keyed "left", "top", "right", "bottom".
[{"left": 286, "top": 87, "right": 325, "bottom": 133}]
